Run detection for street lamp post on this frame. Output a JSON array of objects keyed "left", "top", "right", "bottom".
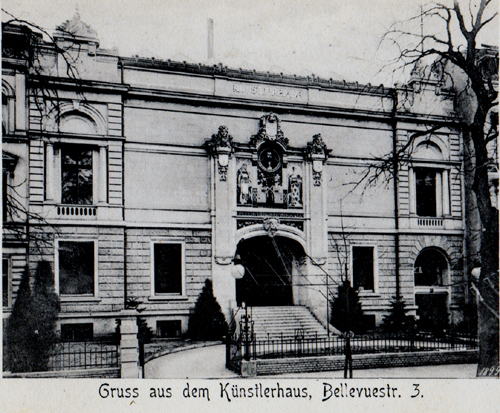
[
  {"left": 231, "top": 254, "right": 253, "bottom": 360},
  {"left": 240, "top": 302, "right": 254, "bottom": 361}
]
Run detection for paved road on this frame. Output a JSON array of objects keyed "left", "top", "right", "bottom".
[
  {"left": 145, "top": 344, "right": 477, "bottom": 379},
  {"left": 145, "top": 344, "right": 240, "bottom": 379}
]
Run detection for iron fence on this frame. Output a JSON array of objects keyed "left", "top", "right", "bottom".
[
  {"left": 47, "top": 337, "right": 119, "bottom": 371},
  {"left": 227, "top": 331, "right": 478, "bottom": 362}
]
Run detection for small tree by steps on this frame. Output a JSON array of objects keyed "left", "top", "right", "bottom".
[
  {"left": 5, "top": 261, "right": 60, "bottom": 372},
  {"left": 330, "top": 280, "right": 366, "bottom": 335},
  {"left": 187, "top": 279, "right": 228, "bottom": 341},
  {"left": 381, "top": 296, "right": 416, "bottom": 334}
]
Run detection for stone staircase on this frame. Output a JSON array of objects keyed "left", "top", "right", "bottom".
[{"left": 235, "top": 306, "right": 330, "bottom": 340}]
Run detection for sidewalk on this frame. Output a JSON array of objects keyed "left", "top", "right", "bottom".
[{"left": 145, "top": 344, "right": 477, "bottom": 379}]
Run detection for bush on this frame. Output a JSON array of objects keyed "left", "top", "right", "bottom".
[
  {"left": 137, "top": 317, "right": 154, "bottom": 344},
  {"left": 187, "top": 279, "right": 228, "bottom": 341},
  {"left": 5, "top": 262, "right": 60, "bottom": 372},
  {"left": 381, "top": 296, "right": 416, "bottom": 333},
  {"left": 330, "top": 280, "right": 366, "bottom": 334}
]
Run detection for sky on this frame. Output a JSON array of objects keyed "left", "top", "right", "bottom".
[{"left": 2, "top": 0, "right": 498, "bottom": 87}]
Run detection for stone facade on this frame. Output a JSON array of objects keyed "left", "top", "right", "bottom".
[{"left": 2, "top": 15, "right": 467, "bottom": 338}]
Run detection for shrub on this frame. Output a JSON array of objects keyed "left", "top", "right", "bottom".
[
  {"left": 187, "top": 279, "right": 228, "bottom": 341},
  {"left": 5, "top": 262, "right": 60, "bottom": 372},
  {"left": 381, "top": 296, "right": 416, "bottom": 333},
  {"left": 137, "top": 317, "right": 154, "bottom": 344},
  {"left": 330, "top": 280, "right": 366, "bottom": 334}
]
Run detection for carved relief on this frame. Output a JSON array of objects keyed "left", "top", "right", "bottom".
[
  {"left": 56, "top": 12, "right": 99, "bottom": 39},
  {"left": 237, "top": 218, "right": 303, "bottom": 231},
  {"left": 306, "top": 133, "right": 329, "bottom": 188},
  {"left": 312, "top": 171, "right": 322, "bottom": 186},
  {"left": 236, "top": 156, "right": 303, "bottom": 208},
  {"left": 250, "top": 113, "right": 289, "bottom": 148},
  {"left": 218, "top": 164, "right": 229, "bottom": 181},
  {"left": 205, "top": 125, "right": 235, "bottom": 182},
  {"left": 263, "top": 217, "right": 280, "bottom": 236},
  {"left": 206, "top": 125, "right": 234, "bottom": 152},
  {"left": 287, "top": 166, "right": 303, "bottom": 207},
  {"left": 306, "top": 133, "right": 328, "bottom": 156}
]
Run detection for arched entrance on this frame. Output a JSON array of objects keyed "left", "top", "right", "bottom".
[
  {"left": 414, "top": 248, "right": 450, "bottom": 333},
  {"left": 235, "top": 235, "right": 305, "bottom": 307}
]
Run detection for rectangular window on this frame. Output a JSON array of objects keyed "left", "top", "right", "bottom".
[
  {"left": 58, "top": 241, "right": 95, "bottom": 296},
  {"left": 352, "top": 246, "right": 375, "bottom": 291},
  {"left": 61, "top": 323, "right": 94, "bottom": 342},
  {"left": 3, "top": 258, "right": 10, "bottom": 307},
  {"left": 61, "top": 146, "right": 93, "bottom": 205},
  {"left": 153, "top": 243, "right": 183, "bottom": 295},
  {"left": 156, "top": 320, "right": 182, "bottom": 338},
  {"left": 415, "top": 168, "right": 437, "bottom": 217}
]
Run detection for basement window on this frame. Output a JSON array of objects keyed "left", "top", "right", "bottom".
[
  {"left": 61, "top": 323, "right": 94, "bottom": 342},
  {"left": 156, "top": 320, "right": 182, "bottom": 338}
]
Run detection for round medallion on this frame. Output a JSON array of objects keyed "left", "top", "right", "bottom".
[{"left": 258, "top": 147, "right": 281, "bottom": 173}]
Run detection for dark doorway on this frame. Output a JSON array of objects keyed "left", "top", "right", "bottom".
[
  {"left": 235, "top": 236, "right": 304, "bottom": 307},
  {"left": 415, "top": 293, "right": 449, "bottom": 334}
]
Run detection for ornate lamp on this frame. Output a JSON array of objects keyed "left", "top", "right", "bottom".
[{"left": 205, "top": 125, "right": 234, "bottom": 181}]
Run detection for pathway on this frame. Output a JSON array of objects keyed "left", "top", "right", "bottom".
[{"left": 145, "top": 344, "right": 477, "bottom": 379}]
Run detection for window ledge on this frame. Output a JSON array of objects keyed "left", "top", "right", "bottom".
[
  {"left": 148, "top": 295, "right": 189, "bottom": 301},
  {"left": 414, "top": 287, "right": 448, "bottom": 294},
  {"left": 60, "top": 296, "right": 101, "bottom": 303},
  {"left": 358, "top": 291, "right": 381, "bottom": 298}
]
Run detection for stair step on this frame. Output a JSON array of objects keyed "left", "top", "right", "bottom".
[{"left": 235, "top": 305, "right": 329, "bottom": 341}]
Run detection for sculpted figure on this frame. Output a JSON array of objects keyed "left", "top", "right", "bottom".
[{"left": 237, "top": 163, "right": 251, "bottom": 204}]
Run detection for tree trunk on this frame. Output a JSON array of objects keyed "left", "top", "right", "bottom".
[{"left": 469, "top": 119, "right": 499, "bottom": 377}]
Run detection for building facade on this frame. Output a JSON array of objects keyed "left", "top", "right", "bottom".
[{"left": 2, "top": 15, "right": 467, "bottom": 339}]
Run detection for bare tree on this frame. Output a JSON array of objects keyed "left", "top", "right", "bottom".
[
  {"left": 2, "top": 10, "right": 88, "bottom": 257},
  {"left": 361, "top": 0, "right": 498, "bottom": 375}
]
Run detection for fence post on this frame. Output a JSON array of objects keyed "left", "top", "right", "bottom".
[
  {"left": 225, "top": 335, "right": 231, "bottom": 368},
  {"left": 120, "top": 309, "right": 140, "bottom": 378}
]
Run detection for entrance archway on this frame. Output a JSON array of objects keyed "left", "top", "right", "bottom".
[
  {"left": 414, "top": 248, "right": 450, "bottom": 333},
  {"left": 235, "top": 235, "right": 305, "bottom": 307}
]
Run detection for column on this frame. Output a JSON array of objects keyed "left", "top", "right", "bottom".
[
  {"left": 119, "top": 310, "right": 140, "bottom": 378},
  {"left": 98, "top": 146, "right": 108, "bottom": 204},
  {"left": 308, "top": 162, "right": 328, "bottom": 263},
  {"left": 436, "top": 170, "right": 443, "bottom": 217},
  {"left": 212, "top": 155, "right": 237, "bottom": 320},
  {"left": 409, "top": 168, "right": 416, "bottom": 215},
  {"left": 442, "top": 169, "right": 450, "bottom": 216},
  {"left": 15, "top": 74, "right": 25, "bottom": 131},
  {"left": 45, "top": 143, "right": 55, "bottom": 202},
  {"left": 54, "top": 147, "right": 62, "bottom": 203}
]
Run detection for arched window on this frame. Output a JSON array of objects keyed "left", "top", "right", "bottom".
[
  {"left": 414, "top": 248, "right": 448, "bottom": 287},
  {"left": 59, "top": 111, "right": 99, "bottom": 135},
  {"left": 410, "top": 140, "right": 451, "bottom": 219},
  {"left": 44, "top": 111, "right": 108, "bottom": 206}
]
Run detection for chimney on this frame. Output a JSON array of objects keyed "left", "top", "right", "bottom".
[{"left": 208, "top": 18, "right": 214, "bottom": 59}]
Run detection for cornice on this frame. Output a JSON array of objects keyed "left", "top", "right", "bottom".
[
  {"left": 120, "top": 57, "right": 391, "bottom": 97},
  {"left": 27, "top": 76, "right": 129, "bottom": 93}
]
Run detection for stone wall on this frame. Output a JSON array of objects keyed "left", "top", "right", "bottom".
[
  {"left": 3, "top": 367, "right": 120, "bottom": 379},
  {"left": 244, "top": 349, "right": 478, "bottom": 377}
]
